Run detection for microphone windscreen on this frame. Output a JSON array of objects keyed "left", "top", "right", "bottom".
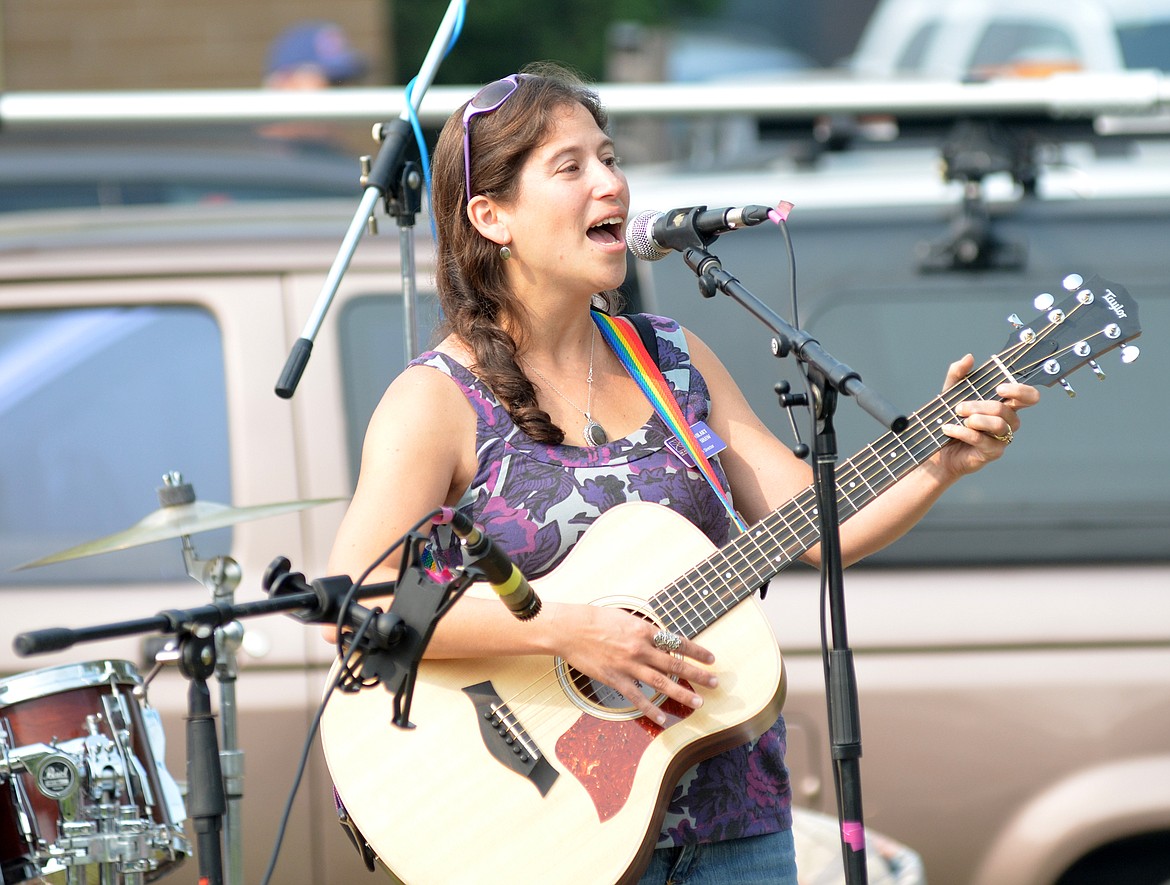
[{"left": 625, "top": 210, "right": 671, "bottom": 262}]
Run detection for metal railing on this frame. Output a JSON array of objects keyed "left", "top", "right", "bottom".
[{"left": 1, "top": 71, "right": 1168, "bottom": 129}]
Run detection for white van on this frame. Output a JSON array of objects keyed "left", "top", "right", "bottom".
[{"left": 851, "top": 0, "right": 1170, "bottom": 79}]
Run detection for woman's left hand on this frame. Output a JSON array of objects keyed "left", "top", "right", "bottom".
[{"left": 937, "top": 353, "right": 1040, "bottom": 478}]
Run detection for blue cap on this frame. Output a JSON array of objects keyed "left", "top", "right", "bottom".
[{"left": 265, "top": 21, "right": 368, "bottom": 84}]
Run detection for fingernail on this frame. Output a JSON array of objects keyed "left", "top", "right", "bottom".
[{"left": 691, "top": 695, "right": 704, "bottom": 708}]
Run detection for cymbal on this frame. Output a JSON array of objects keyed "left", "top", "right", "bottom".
[{"left": 15, "top": 496, "right": 344, "bottom": 570}]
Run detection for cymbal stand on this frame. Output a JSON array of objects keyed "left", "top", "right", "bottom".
[{"left": 157, "top": 472, "right": 245, "bottom": 885}]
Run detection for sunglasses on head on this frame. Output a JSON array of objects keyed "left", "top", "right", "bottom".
[{"left": 462, "top": 74, "right": 528, "bottom": 202}]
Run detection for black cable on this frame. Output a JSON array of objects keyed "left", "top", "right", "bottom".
[
  {"left": 258, "top": 507, "right": 443, "bottom": 883},
  {"left": 258, "top": 610, "right": 376, "bottom": 885}
]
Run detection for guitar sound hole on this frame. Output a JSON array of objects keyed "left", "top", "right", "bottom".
[
  {"left": 559, "top": 663, "right": 669, "bottom": 721},
  {"left": 553, "top": 597, "right": 673, "bottom": 721}
]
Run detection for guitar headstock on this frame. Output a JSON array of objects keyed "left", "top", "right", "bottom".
[{"left": 1000, "top": 273, "right": 1141, "bottom": 395}]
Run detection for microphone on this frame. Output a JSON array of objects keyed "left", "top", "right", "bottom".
[
  {"left": 626, "top": 204, "right": 778, "bottom": 261},
  {"left": 437, "top": 508, "right": 541, "bottom": 621}
]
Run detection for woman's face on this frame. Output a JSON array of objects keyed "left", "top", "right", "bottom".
[{"left": 494, "top": 102, "right": 630, "bottom": 300}]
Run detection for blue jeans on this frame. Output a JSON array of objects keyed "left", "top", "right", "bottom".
[{"left": 637, "top": 829, "right": 798, "bottom": 885}]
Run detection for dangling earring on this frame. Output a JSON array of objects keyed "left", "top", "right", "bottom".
[{"left": 500, "top": 244, "right": 512, "bottom": 261}]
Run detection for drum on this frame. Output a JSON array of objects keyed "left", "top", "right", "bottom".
[{"left": 0, "top": 660, "right": 189, "bottom": 883}]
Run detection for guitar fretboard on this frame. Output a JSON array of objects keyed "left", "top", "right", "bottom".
[
  {"left": 639, "top": 274, "right": 1140, "bottom": 639},
  {"left": 647, "top": 351, "right": 1022, "bottom": 639}
]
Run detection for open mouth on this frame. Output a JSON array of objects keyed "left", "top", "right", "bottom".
[{"left": 587, "top": 216, "right": 624, "bottom": 246}]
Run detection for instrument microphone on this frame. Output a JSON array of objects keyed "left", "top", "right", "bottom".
[
  {"left": 437, "top": 508, "right": 541, "bottom": 621},
  {"left": 626, "top": 204, "right": 783, "bottom": 261}
]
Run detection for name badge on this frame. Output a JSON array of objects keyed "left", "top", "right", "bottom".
[{"left": 664, "top": 420, "right": 728, "bottom": 468}]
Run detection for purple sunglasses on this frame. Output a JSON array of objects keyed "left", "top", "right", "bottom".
[{"left": 462, "top": 74, "right": 528, "bottom": 202}]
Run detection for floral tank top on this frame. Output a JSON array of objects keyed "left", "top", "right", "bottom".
[{"left": 412, "top": 313, "right": 792, "bottom": 847}]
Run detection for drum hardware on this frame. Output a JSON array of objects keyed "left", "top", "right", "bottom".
[
  {"left": 13, "top": 591, "right": 361, "bottom": 885},
  {"left": 13, "top": 473, "right": 344, "bottom": 885},
  {"left": 0, "top": 661, "right": 190, "bottom": 885}
]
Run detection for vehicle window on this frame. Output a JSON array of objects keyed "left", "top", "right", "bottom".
[
  {"left": 0, "top": 306, "right": 231, "bottom": 585},
  {"left": 896, "top": 20, "right": 941, "bottom": 73},
  {"left": 1116, "top": 22, "right": 1170, "bottom": 72},
  {"left": 337, "top": 293, "right": 443, "bottom": 487},
  {"left": 969, "top": 21, "right": 1078, "bottom": 74},
  {"left": 807, "top": 281, "right": 1168, "bottom": 566}
]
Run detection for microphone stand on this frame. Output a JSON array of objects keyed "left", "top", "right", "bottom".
[
  {"left": 679, "top": 243, "right": 909, "bottom": 885},
  {"left": 275, "top": 0, "right": 467, "bottom": 399}
]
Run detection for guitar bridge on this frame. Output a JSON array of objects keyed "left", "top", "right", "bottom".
[{"left": 462, "top": 681, "right": 558, "bottom": 796}]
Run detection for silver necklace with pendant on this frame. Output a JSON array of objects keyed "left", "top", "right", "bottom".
[{"left": 522, "top": 322, "right": 609, "bottom": 446}]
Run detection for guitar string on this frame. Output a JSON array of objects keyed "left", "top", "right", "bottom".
[
  {"left": 721, "top": 297, "right": 1109, "bottom": 618},
  {"left": 482, "top": 303, "right": 1105, "bottom": 749},
  {"left": 497, "top": 319, "right": 1123, "bottom": 839},
  {"left": 491, "top": 351, "right": 1065, "bottom": 755},
  {"left": 617, "top": 315, "right": 1084, "bottom": 638}
]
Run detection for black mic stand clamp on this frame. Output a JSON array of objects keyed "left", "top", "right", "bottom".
[{"left": 263, "top": 535, "right": 475, "bottom": 730}]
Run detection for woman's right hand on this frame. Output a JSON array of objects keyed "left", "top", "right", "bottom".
[{"left": 548, "top": 602, "right": 718, "bottom": 726}]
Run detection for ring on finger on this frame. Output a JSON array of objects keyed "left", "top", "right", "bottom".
[
  {"left": 652, "top": 629, "right": 682, "bottom": 652},
  {"left": 988, "top": 426, "right": 1014, "bottom": 444}
]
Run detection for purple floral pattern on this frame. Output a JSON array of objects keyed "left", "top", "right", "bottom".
[{"left": 410, "top": 314, "right": 791, "bottom": 846}]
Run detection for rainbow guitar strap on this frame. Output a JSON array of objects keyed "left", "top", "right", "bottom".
[{"left": 592, "top": 310, "right": 748, "bottom": 533}]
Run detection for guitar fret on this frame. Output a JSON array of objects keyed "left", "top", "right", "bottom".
[
  {"left": 763, "top": 509, "right": 802, "bottom": 566},
  {"left": 655, "top": 583, "right": 701, "bottom": 636},
  {"left": 959, "top": 376, "right": 982, "bottom": 399},
  {"left": 837, "top": 464, "right": 876, "bottom": 516},
  {"left": 724, "top": 538, "right": 768, "bottom": 586},
  {"left": 737, "top": 526, "right": 779, "bottom": 584},
  {"left": 682, "top": 575, "right": 722, "bottom": 627},
  {"left": 710, "top": 548, "right": 749, "bottom": 606},
  {"left": 911, "top": 410, "right": 947, "bottom": 449}
]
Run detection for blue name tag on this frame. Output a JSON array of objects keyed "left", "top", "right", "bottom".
[{"left": 664, "top": 420, "right": 727, "bottom": 468}]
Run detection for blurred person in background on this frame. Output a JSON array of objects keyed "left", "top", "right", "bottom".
[
  {"left": 263, "top": 20, "right": 368, "bottom": 89},
  {"left": 260, "top": 21, "right": 371, "bottom": 154}
]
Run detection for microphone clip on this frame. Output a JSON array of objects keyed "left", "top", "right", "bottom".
[
  {"left": 659, "top": 206, "right": 722, "bottom": 254},
  {"left": 266, "top": 534, "right": 475, "bottom": 730}
]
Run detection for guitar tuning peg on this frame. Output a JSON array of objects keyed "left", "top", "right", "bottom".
[
  {"left": 1007, "top": 313, "right": 1024, "bottom": 329},
  {"left": 1059, "top": 378, "right": 1077, "bottom": 397},
  {"left": 1088, "top": 360, "right": 1106, "bottom": 380},
  {"left": 1121, "top": 345, "right": 1141, "bottom": 365},
  {"left": 1033, "top": 292, "right": 1055, "bottom": 311}
]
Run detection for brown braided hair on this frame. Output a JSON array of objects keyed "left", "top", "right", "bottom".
[{"left": 430, "top": 61, "right": 623, "bottom": 444}]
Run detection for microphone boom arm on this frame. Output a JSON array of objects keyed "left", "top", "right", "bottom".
[
  {"left": 275, "top": 0, "right": 466, "bottom": 399},
  {"left": 682, "top": 247, "right": 908, "bottom": 433}
]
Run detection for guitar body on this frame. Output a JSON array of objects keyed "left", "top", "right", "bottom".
[{"left": 321, "top": 501, "right": 786, "bottom": 885}]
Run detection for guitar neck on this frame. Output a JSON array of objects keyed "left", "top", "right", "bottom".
[
  {"left": 646, "top": 272, "right": 1142, "bottom": 639},
  {"left": 648, "top": 361, "right": 1007, "bottom": 638}
]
